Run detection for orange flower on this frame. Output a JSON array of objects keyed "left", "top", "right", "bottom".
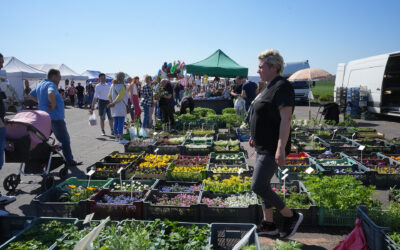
[
  {"left": 74, "top": 193, "right": 81, "bottom": 196},
  {"left": 69, "top": 185, "right": 76, "bottom": 189}
]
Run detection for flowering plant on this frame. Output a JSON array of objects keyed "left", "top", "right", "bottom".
[
  {"left": 110, "top": 181, "right": 150, "bottom": 191},
  {"left": 201, "top": 193, "right": 256, "bottom": 207},
  {"left": 110, "top": 152, "right": 138, "bottom": 159},
  {"left": 135, "top": 154, "right": 177, "bottom": 175},
  {"left": 97, "top": 192, "right": 145, "bottom": 204},
  {"left": 174, "top": 155, "right": 209, "bottom": 166},
  {"left": 209, "top": 165, "right": 246, "bottom": 174},
  {"left": 159, "top": 183, "right": 201, "bottom": 193},
  {"left": 203, "top": 175, "right": 252, "bottom": 194},
  {"left": 271, "top": 185, "right": 311, "bottom": 209},
  {"left": 58, "top": 184, "right": 98, "bottom": 202},
  {"left": 168, "top": 165, "right": 206, "bottom": 182},
  {"left": 151, "top": 193, "right": 198, "bottom": 207}
]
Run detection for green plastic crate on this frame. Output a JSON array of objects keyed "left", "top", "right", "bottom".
[
  {"left": 318, "top": 207, "right": 357, "bottom": 227},
  {"left": 56, "top": 177, "right": 113, "bottom": 190},
  {"left": 0, "top": 216, "right": 35, "bottom": 246},
  {"left": 103, "top": 178, "right": 159, "bottom": 191}
]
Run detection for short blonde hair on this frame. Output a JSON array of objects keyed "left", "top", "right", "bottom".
[
  {"left": 258, "top": 49, "right": 284, "bottom": 75},
  {"left": 115, "top": 72, "right": 125, "bottom": 83}
]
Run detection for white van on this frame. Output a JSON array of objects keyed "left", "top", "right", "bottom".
[
  {"left": 334, "top": 51, "right": 400, "bottom": 116},
  {"left": 283, "top": 61, "right": 311, "bottom": 103}
]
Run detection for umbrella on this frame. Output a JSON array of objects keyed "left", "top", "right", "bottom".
[
  {"left": 288, "top": 68, "right": 332, "bottom": 81},
  {"left": 288, "top": 68, "right": 332, "bottom": 120}
]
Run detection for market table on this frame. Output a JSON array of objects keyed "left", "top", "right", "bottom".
[{"left": 193, "top": 98, "right": 233, "bottom": 114}]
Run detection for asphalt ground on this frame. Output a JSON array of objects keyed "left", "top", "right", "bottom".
[{"left": 1, "top": 104, "right": 399, "bottom": 249}]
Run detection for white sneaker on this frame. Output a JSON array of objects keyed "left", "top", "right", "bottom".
[
  {"left": 119, "top": 139, "right": 129, "bottom": 144},
  {"left": 0, "top": 195, "right": 16, "bottom": 205},
  {"left": 114, "top": 138, "right": 120, "bottom": 142},
  {"left": 0, "top": 210, "right": 9, "bottom": 216}
]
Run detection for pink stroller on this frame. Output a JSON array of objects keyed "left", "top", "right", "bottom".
[{"left": 3, "top": 110, "right": 67, "bottom": 191}]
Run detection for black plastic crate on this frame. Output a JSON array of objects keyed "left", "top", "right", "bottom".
[
  {"left": 209, "top": 152, "right": 247, "bottom": 165},
  {"left": 200, "top": 191, "right": 259, "bottom": 224},
  {"left": 86, "top": 162, "right": 134, "bottom": 180},
  {"left": 206, "top": 163, "right": 251, "bottom": 179},
  {"left": 143, "top": 190, "right": 201, "bottom": 222},
  {"left": 99, "top": 151, "right": 143, "bottom": 164},
  {"left": 153, "top": 180, "right": 202, "bottom": 193},
  {"left": 0, "top": 216, "right": 35, "bottom": 246},
  {"left": 124, "top": 141, "right": 156, "bottom": 153},
  {"left": 210, "top": 223, "right": 260, "bottom": 250},
  {"left": 154, "top": 144, "right": 183, "bottom": 155},
  {"left": 32, "top": 187, "right": 92, "bottom": 219}
]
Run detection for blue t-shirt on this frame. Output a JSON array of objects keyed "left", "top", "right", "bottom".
[
  {"left": 242, "top": 81, "right": 258, "bottom": 104},
  {"left": 30, "top": 79, "right": 65, "bottom": 120}
]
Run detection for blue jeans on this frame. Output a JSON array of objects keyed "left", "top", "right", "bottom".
[
  {"left": 143, "top": 105, "right": 150, "bottom": 128},
  {"left": 77, "top": 94, "right": 84, "bottom": 107},
  {"left": 0, "top": 127, "right": 6, "bottom": 169},
  {"left": 113, "top": 117, "right": 125, "bottom": 136},
  {"left": 51, "top": 120, "right": 74, "bottom": 164},
  {"left": 155, "top": 102, "right": 162, "bottom": 120}
]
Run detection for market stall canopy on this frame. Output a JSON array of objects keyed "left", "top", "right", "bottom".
[
  {"left": 186, "top": 49, "right": 248, "bottom": 78},
  {"left": 31, "top": 64, "right": 88, "bottom": 81},
  {"left": 288, "top": 68, "right": 332, "bottom": 82},
  {"left": 3, "top": 57, "right": 46, "bottom": 78},
  {"left": 82, "top": 70, "right": 113, "bottom": 83}
]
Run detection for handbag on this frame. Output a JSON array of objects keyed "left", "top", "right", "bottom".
[{"left": 113, "top": 85, "right": 130, "bottom": 113}]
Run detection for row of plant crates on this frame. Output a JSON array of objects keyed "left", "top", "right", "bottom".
[{"left": 0, "top": 216, "right": 260, "bottom": 250}]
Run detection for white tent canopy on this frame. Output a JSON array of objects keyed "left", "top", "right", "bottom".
[
  {"left": 31, "top": 64, "right": 88, "bottom": 81},
  {"left": 3, "top": 57, "right": 46, "bottom": 101},
  {"left": 82, "top": 70, "right": 113, "bottom": 82}
]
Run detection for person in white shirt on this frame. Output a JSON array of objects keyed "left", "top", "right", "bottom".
[{"left": 89, "top": 73, "right": 114, "bottom": 136}]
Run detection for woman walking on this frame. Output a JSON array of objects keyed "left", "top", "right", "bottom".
[
  {"left": 108, "top": 72, "right": 129, "bottom": 144},
  {"left": 128, "top": 76, "right": 142, "bottom": 123},
  {"left": 250, "top": 49, "right": 302, "bottom": 238},
  {"left": 140, "top": 75, "right": 153, "bottom": 128}
]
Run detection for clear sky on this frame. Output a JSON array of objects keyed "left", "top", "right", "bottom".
[{"left": 2, "top": 0, "right": 400, "bottom": 77}]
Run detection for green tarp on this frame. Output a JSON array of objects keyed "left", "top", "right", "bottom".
[{"left": 186, "top": 49, "right": 248, "bottom": 78}]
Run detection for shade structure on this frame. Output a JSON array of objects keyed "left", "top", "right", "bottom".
[
  {"left": 31, "top": 64, "right": 88, "bottom": 81},
  {"left": 288, "top": 68, "right": 332, "bottom": 81},
  {"left": 186, "top": 49, "right": 248, "bottom": 78}
]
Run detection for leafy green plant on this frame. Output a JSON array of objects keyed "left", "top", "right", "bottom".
[
  {"left": 273, "top": 239, "right": 303, "bottom": 250},
  {"left": 193, "top": 107, "right": 215, "bottom": 117},
  {"left": 221, "top": 113, "right": 242, "bottom": 127},
  {"left": 178, "top": 113, "right": 197, "bottom": 122},
  {"left": 303, "top": 175, "right": 380, "bottom": 209},
  {"left": 222, "top": 107, "right": 236, "bottom": 115},
  {"left": 389, "top": 232, "right": 400, "bottom": 246}
]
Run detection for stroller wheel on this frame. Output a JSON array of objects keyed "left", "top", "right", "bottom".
[
  {"left": 3, "top": 174, "right": 20, "bottom": 192},
  {"left": 59, "top": 167, "right": 68, "bottom": 180},
  {"left": 41, "top": 175, "right": 54, "bottom": 191}
]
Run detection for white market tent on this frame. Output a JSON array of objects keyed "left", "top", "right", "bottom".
[
  {"left": 31, "top": 64, "right": 88, "bottom": 88},
  {"left": 82, "top": 70, "right": 113, "bottom": 82},
  {"left": 3, "top": 57, "right": 46, "bottom": 101}
]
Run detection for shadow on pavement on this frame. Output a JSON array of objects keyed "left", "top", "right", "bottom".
[
  {"left": 357, "top": 122, "right": 379, "bottom": 127},
  {"left": 68, "top": 166, "right": 86, "bottom": 179},
  {"left": 19, "top": 203, "right": 37, "bottom": 216}
]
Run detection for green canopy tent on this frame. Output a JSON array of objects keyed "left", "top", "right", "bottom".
[{"left": 186, "top": 49, "right": 248, "bottom": 78}]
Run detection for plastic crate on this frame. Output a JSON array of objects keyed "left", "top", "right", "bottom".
[
  {"left": 103, "top": 178, "right": 158, "bottom": 191},
  {"left": 200, "top": 191, "right": 259, "bottom": 224},
  {"left": 99, "top": 151, "right": 143, "bottom": 163},
  {"left": 216, "top": 132, "right": 238, "bottom": 141},
  {"left": 209, "top": 152, "right": 247, "bottom": 165},
  {"left": 143, "top": 190, "right": 201, "bottom": 222},
  {"left": 89, "top": 189, "right": 147, "bottom": 220},
  {"left": 286, "top": 152, "right": 311, "bottom": 159},
  {"left": 56, "top": 177, "right": 113, "bottom": 190},
  {"left": 269, "top": 181, "right": 318, "bottom": 227},
  {"left": 357, "top": 206, "right": 391, "bottom": 250},
  {"left": 32, "top": 187, "right": 92, "bottom": 219},
  {"left": 276, "top": 164, "right": 320, "bottom": 184},
  {"left": 166, "top": 164, "right": 207, "bottom": 182},
  {"left": 124, "top": 141, "right": 157, "bottom": 153},
  {"left": 318, "top": 207, "right": 357, "bottom": 227},
  {"left": 0, "top": 217, "right": 78, "bottom": 250},
  {"left": 357, "top": 131, "right": 385, "bottom": 139},
  {"left": 206, "top": 163, "right": 251, "bottom": 179},
  {"left": 86, "top": 162, "right": 135, "bottom": 180},
  {"left": 183, "top": 139, "right": 213, "bottom": 156},
  {"left": 210, "top": 223, "right": 260, "bottom": 250},
  {"left": 153, "top": 180, "right": 202, "bottom": 193},
  {"left": 155, "top": 144, "right": 183, "bottom": 155},
  {"left": 0, "top": 216, "right": 35, "bottom": 246},
  {"left": 236, "top": 128, "right": 251, "bottom": 142}
]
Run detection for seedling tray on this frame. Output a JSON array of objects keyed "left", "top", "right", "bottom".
[
  {"left": 103, "top": 178, "right": 159, "bottom": 191},
  {"left": 166, "top": 164, "right": 207, "bottom": 182},
  {"left": 206, "top": 163, "right": 251, "bottom": 179},
  {"left": 199, "top": 191, "right": 259, "bottom": 224},
  {"left": 89, "top": 189, "right": 148, "bottom": 220},
  {"left": 209, "top": 152, "right": 247, "bottom": 165},
  {"left": 86, "top": 162, "right": 134, "bottom": 180},
  {"left": 143, "top": 190, "right": 201, "bottom": 222}
]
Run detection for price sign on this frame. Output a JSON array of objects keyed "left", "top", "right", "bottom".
[
  {"left": 358, "top": 145, "right": 366, "bottom": 151},
  {"left": 87, "top": 169, "right": 95, "bottom": 176},
  {"left": 305, "top": 167, "right": 315, "bottom": 174},
  {"left": 83, "top": 213, "right": 94, "bottom": 225},
  {"left": 281, "top": 174, "right": 288, "bottom": 180},
  {"left": 282, "top": 168, "right": 289, "bottom": 175}
]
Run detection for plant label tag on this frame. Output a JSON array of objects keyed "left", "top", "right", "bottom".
[
  {"left": 305, "top": 167, "right": 315, "bottom": 174},
  {"left": 83, "top": 213, "right": 94, "bottom": 225},
  {"left": 282, "top": 168, "right": 289, "bottom": 175},
  {"left": 87, "top": 169, "right": 95, "bottom": 176},
  {"left": 154, "top": 148, "right": 159, "bottom": 154},
  {"left": 358, "top": 145, "right": 366, "bottom": 151},
  {"left": 333, "top": 129, "right": 338, "bottom": 133},
  {"left": 281, "top": 174, "right": 288, "bottom": 180},
  {"left": 117, "top": 167, "right": 123, "bottom": 174},
  {"left": 294, "top": 127, "right": 299, "bottom": 131}
]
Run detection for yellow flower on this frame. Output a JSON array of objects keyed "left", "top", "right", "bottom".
[
  {"left": 87, "top": 187, "right": 97, "bottom": 191},
  {"left": 69, "top": 185, "right": 76, "bottom": 189},
  {"left": 74, "top": 193, "right": 81, "bottom": 196}
]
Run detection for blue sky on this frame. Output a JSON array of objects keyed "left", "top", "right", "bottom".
[{"left": 2, "top": 0, "right": 400, "bottom": 77}]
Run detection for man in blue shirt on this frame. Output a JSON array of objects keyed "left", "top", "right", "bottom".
[
  {"left": 241, "top": 80, "right": 258, "bottom": 111},
  {"left": 30, "top": 69, "right": 81, "bottom": 167}
]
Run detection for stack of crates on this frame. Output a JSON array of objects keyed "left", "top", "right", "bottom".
[
  {"left": 336, "top": 87, "right": 347, "bottom": 113},
  {"left": 345, "top": 87, "right": 361, "bottom": 117}
]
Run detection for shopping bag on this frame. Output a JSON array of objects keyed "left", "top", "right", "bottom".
[
  {"left": 88, "top": 113, "right": 97, "bottom": 126},
  {"left": 333, "top": 219, "right": 368, "bottom": 250}
]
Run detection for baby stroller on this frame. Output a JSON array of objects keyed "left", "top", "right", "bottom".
[{"left": 3, "top": 110, "right": 68, "bottom": 191}]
